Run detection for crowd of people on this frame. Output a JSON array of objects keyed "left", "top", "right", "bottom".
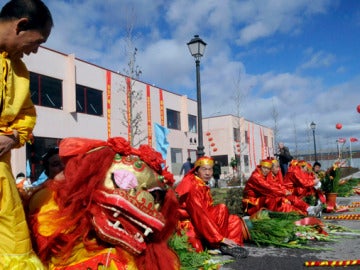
[
  {"left": 243, "top": 158, "right": 324, "bottom": 218},
  {"left": 241, "top": 142, "right": 324, "bottom": 218},
  {"left": 174, "top": 153, "right": 325, "bottom": 260}
]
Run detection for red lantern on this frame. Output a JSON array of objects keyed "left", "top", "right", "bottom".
[
  {"left": 210, "top": 142, "right": 215, "bottom": 147},
  {"left": 357, "top": 105, "right": 360, "bottom": 113},
  {"left": 213, "top": 148, "right": 218, "bottom": 152},
  {"left": 336, "top": 123, "right": 342, "bottom": 130},
  {"left": 206, "top": 132, "right": 211, "bottom": 136},
  {"left": 236, "top": 143, "right": 240, "bottom": 147},
  {"left": 208, "top": 137, "right": 213, "bottom": 142}
]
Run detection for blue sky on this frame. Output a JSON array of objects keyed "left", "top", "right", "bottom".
[{"left": 16, "top": 0, "right": 360, "bottom": 154}]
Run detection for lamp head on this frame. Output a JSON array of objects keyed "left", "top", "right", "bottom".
[
  {"left": 310, "top": 121, "right": 316, "bottom": 130},
  {"left": 187, "top": 35, "right": 207, "bottom": 60}
]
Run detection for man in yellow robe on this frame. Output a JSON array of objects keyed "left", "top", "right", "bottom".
[{"left": 0, "top": 0, "right": 53, "bottom": 267}]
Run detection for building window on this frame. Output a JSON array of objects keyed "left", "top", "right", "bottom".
[
  {"left": 166, "top": 109, "right": 181, "bottom": 130},
  {"left": 170, "top": 148, "right": 183, "bottom": 175},
  {"left": 188, "top": 114, "right": 197, "bottom": 133},
  {"left": 76, "top": 85, "right": 103, "bottom": 116},
  {"left": 244, "top": 155, "right": 249, "bottom": 173},
  {"left": 30, "top": 72, "right": 63, "bottom": 109},
  {"left": 213, "top": 155, "right": 228, "bottom": 166},
  {"left": 233, "top": 128, "right": 240, "bottom": 142},
  {"left": 244, "top": 130, "right": 249, "bottom": 144}
]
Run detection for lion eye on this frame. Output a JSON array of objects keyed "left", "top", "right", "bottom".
[{"left": 134, "top": 160, "right": 143, "bottom": 169}]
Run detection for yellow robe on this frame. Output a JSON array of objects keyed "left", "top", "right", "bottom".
[{"left": 0, "top": 52, "right": 42, "bottom": 268}]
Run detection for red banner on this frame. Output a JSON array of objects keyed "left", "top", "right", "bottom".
[
  {"left": 338, "top": 138, "right": 346, "bottom": 143},
  {"left": 106, "top": 71, "right": 111, "bottom": 139},
  {"left": 248, "top": 123, "right": 253, "bottom": 169},
  {"left": 350, "top": 137, "right": 358, "bottom": 142},
  {"left": 159, "top": 89, "right": 164, "bottom": 126},
  {"left": 260, "top": 127, "right": 264, "bottom": 159},
  {"left": 146, "top": 85, "right": 152, "bottom": 146},
  {"left": 126, "top": 77, "right": 131, "bottom": 143}
]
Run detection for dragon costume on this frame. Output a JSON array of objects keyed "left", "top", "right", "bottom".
[{"left": 27, "top": 137, "right": 180, "bottom": 270}]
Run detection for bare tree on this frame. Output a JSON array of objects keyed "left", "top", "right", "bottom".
[
  {"left": 118, "top": 10, "right": 146, "bottom": 147},
  {"left": 232, "top": 70, "right": 248, "bottom": 183}
]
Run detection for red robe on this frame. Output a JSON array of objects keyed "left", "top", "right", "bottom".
[
  {"left": 283, "top": 167, "right": 316, "bottom": 198},
  {"left": 243, "top": 166, "right": 308, "bottom": 215},
  {"left": 175, "top": 171, "right": 246, "bottom": 252},
  {"left": 284, "top": 167, "right": 326, "bottom": 204}
]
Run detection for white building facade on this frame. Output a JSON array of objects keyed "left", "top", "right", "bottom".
[
  {"left": 11, "top": 47, "right": 273, "bottom": 182},
  {"left": 203, "top": 115, "right": 275, "bottom": 179}
]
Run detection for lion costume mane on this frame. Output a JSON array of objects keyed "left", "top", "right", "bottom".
[{"left": 28, "top": 137, "right": 180, "bottom": 270}]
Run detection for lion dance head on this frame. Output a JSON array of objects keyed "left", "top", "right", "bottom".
[{"left": 28, "top": 137, "right": 180, "bottom": 269}]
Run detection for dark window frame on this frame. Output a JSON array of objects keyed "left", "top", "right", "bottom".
[
  {"left": 233, "top": 128, "right": 240, "bottom": 142},
  {"left": 30, "top": 72, "right": 63, "bottom": 109},
  {"left": 245, "top": 130, "right": 249, "bottom": 144},
  {"left": 76, "top": 84, "right": 103, "bottom": 116},
  {"left": 188, "top": 114, "right": 197, "bottom": 133},
  {"left": 166, "top": 108, "right": 181, "bottom": 130}
]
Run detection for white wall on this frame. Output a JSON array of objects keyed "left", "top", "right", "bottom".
[{"left": 12, "top": 46, "right": 273, "bottom": 180}]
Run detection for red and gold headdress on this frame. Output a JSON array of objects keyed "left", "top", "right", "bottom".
[
  {"left": 297, "top": 160, "right": 312, "bottom": 171},
  {"left": 298, "top": 160, "right": 310, "bottom": 167},
  {"left": 260, "top": 159, "right": 272, "bottom": 169},
  {"left": 268, "top": 157, "right": 278, "bottom": 166},
  {"left": 194, "top": 156, "right": 214, "bottom": 168},
  {"left": 289, "top": 159, "right": 298, "bottom": 167}
]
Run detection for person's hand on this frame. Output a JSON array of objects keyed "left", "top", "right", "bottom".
[
  {"left": 54, "top": 171, "right": 65, "bottom": 181},
  {"left": 0, "top": 132, "right": 18, "bottom": 157},
  {"left": 222, "top": 238, "right": 239, "bottom": 247},
  {"left": 313, "top": 177, "right": 320, "bottom": 186},
  {"left": 314, "top": 181, "right": 322, "bottom": 190}
]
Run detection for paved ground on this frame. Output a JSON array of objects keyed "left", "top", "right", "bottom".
[{"left": 218, "top": 174, "right": 360, "bottom": 270}]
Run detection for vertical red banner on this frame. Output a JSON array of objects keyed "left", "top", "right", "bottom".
[
  {"left": 252, "top": 123, "right": 256, "bottom": 166},
  {"left": 106, "top": 71, "right": 111, "bottom": 139},
  {"left": 260, "top": 127, "right": 264, "bottom": 159},
  {"left": 247, "top": 123, "right": 253, "bottom": 169},
  {"left": 126, "top": 77, "right": 131, "bottom": 142},
  {"left": 159, "top": 89, "right": 164, "bottom": 126},
  {"left": 146, "top": 85, "right": 152, "bottom": 146}
]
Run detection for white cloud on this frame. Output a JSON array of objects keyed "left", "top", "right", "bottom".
[
  {"left": 300, "top": 51, "right": 336, "bottom": 69},
  {"left": 37, "top": 0, "right": 359, "bottom": 152},
  {"left": 235, "top": 0, "right": 335, "bottom": 45}
]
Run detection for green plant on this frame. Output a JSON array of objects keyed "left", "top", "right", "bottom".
[
  {"left": 337, "top": 178, "right": 360, "bottom": 197},
  {"left": 168, "top": 232, "right": 232, "bottom": 269},
  {"left": 230, "top": 157, "right": 238, "bottom": 169},
  {"left": 320, "top": 163, "right": 341, "bottom": 194}
]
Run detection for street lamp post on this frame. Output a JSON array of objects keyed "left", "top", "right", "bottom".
[
  {"left": 187, "top": 35, "right": 207, "bottom": 158},
  {"left": 310, "top": 121, "right": 317, "bottom": 161}
]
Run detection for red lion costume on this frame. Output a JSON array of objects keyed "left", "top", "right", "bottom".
[{"left": 28, "top": 137, "right": 180, "bottom": 269}]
